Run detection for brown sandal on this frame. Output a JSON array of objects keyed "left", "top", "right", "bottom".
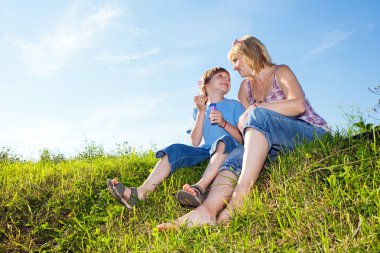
[
  {"left": 176, "top": 184, "right": 205, "bottom": 207},
  {"left": 106, "top": 179, "right": 139, "bottom": 209}
]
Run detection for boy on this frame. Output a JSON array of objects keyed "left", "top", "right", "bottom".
[{"left": 107, "top": 67, "right": 245, "bottom": 209}]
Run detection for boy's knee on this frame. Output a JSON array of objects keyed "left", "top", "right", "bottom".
[
  {"left": 156, "top": 143, "right": 182, "bottom": 159},
  {"left": 213, "top": 135, "right": 238, "bottom": 154},
  {"left": 215, "top": 141, "right": 226, "bottom": 152}
]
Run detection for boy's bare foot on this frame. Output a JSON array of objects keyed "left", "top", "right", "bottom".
[
  {"left": 111, "top": 179, "right": 133, "bottom": 200},
  {"left": 176, "top": 184, "right": 205, "bottom": 207},
  {"left": 182, "top": 184, "right": 198, "bottom": 196},
  {"left": 111, "top": 179, "right": 145, "bottom": 201}
]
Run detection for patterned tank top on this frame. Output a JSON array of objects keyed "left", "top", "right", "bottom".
[{"left": 246, "top": 65, "right": 330, "bottom": 131}]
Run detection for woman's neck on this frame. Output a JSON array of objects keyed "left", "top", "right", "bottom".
[{"left": 251, "top": 65, "right": 273, "bottom": 87}]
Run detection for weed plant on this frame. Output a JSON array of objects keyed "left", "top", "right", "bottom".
[{"left": 0, "top": 129, "right": 379, "bottom": 252}]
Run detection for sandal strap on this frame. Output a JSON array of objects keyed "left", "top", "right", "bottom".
[
  {"left": 191, "top": 184, "right": 205, "bottom": 196},
  {"left": 128, "top": 187, "right": 139, "bottom": 207},
  {"left": 113, "top": 182, "right": 125, "bottom": 196},
  {"left": 113, "top": 183, "right": 139, "bottom": 207}
]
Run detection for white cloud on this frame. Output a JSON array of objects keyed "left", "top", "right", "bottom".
[
  {"left": 367, "top": 22, "right": 376, "bottom": 30},
  {"left": 9, "top": 5, "right": 122, "bottom": 77},
  {"left": 95, "top": 48, "right": 160, "bottom": 64},
  {"left": 83, "top": 96, "right": 160, "bottom": 130},
  {"left": 309, "top": 30, "right": 355, "bottom": 55}
]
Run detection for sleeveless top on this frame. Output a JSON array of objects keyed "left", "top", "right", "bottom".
[{"left": 246, "top": 65, "right": 330, "bottom": 131}]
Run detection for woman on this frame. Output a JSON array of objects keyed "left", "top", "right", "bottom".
[
  {"left": 157, "top": 35, "right": 329, "bottom": 230},
  {"left": 217, "top": 35, "right": 329, "bottom": 221}
]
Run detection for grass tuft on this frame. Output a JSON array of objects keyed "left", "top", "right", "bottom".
[{"left": 0, "top": 129, "right": 379, "bottom": 252}]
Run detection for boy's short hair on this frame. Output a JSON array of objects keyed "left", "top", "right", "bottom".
[{"left": 199, "top": 67, "right": 230, "bottom": 95}]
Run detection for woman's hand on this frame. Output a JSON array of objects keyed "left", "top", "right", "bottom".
[
  {"left": 238, "top": 109, "right": 250, "bottom": 133},
  {"left": 194, "top": 94, "right": 208, "bottom": 112}
]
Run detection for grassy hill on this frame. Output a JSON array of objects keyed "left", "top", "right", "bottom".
[{"left": 0, "top": 129, "right": 379, "bottom": 252}]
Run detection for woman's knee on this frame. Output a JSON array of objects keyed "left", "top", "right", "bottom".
[{"left": 246, "top": 108, "right": 271, "bottom": 126}]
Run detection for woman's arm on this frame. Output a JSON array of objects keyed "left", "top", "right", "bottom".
[
  {"left": 258, "top": 65, "right": 306, "bottom": 116},
  {"left": 238, "top": 79, "right": 251, "bottom": 109}
]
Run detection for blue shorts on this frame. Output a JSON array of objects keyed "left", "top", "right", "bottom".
[
  {"left": 156, "top": 135, "right": 239, "bottom": 174},
  {"left": 219, "top": 145, "right": 244, "bottom": 176},
  {"left": 219, "top": 108, "right": 327, "bottom": 177}
]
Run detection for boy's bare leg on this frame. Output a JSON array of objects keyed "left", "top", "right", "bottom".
[
  {"left": 158, "top": 169, "right": 237, "bottom": 231},
  {"left": 182, "top": 141, "right": 228, "bottom": 195},
  {"left": 112, "top": 155, "right": 171, "bottom": 201}
]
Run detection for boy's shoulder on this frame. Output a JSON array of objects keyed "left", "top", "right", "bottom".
[
  {"left": 221, "top": 98, "right": 245, "bottom": 112},
  {"left": 222, "top": 98, "right": 240, "bottom": 104},
  {"left": 221, "top": 98, "right": 243, "bottom": 107}
]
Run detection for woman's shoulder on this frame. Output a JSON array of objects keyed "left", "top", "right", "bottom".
[
  {"left": 240, "top": 78, "right": 249, "bottom": 86},
  {"left": 275, "top": 64, "right": 294, "bottom": 77},
  {"left": 275, "top": 64, "right": 291, "bottom": 72}
]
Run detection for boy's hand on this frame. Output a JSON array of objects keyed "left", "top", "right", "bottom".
[
  {"left": 194, "top": 94, "right": 208, "bottom": 112},
  {"left": 210, "top": 110, "right": 224, "bottom": 126}
]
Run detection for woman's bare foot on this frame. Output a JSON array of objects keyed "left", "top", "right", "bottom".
[
  {"left": 157, "top": 206, "right": 216, "bottom": 231},
  {"left": 216, "top": 208, "right": 233, "bottom": 224}
]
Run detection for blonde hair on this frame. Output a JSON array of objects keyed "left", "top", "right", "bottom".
[
  {"left": 199, "top": 67, "right": 230, "bottom": 95},
  {"left": 228, "top": 35, "right": 272, "bottom": 74}
]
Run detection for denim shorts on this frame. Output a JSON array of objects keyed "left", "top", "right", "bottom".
[
  {"left": 244, "top": 108, "right": 327, "bottom": 157},
  {"left": 219, "top": 108, "right": 328, "bottom": 177},
  {"left": 156, "top": 134, "right": 239, "bottom": 174},
  {"left": 219, "top": 145, "right": 244, "bottom": 177}
]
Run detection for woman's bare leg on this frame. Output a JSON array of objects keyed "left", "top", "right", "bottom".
[{"left": 217, "top": 128, "right": 268, "bottom": 223}]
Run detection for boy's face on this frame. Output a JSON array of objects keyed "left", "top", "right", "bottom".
[{"left": 205, "top": 71, "right": 231, "bottom": 95}]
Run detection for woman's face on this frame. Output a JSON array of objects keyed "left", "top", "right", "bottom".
[{"left": 232, "top": 54, "right": 252, "bottom": 77}]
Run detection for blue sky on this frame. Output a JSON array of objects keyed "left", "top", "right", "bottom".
[{"left": 1, "top": 0, "right": 379, "bottom": 160}]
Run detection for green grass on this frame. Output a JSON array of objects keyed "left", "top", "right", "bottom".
[{"left": 0, "top": 131, "right": 379, "bottom": 252}]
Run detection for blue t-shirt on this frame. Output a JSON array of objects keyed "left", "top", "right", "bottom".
[{"left": 187, "top": 98, "right": 245, "bottom": 149}]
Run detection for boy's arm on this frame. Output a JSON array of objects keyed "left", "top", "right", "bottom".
[
  {"left": 190, "top": 109, "right": 205, "bottom": 146},
  {"left": 210, "top": 109, "right": 243, "bottom": 144},
  {"left": 189, "top": 94, "right": 207, "bottom": 146},
  {"left": 221, "top": 121, "right": 243, "bottom": 144}
]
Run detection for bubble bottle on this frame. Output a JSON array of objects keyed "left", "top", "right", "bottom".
[{"left": 209, "top": 103, "right": 217, "bottom": 125}]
